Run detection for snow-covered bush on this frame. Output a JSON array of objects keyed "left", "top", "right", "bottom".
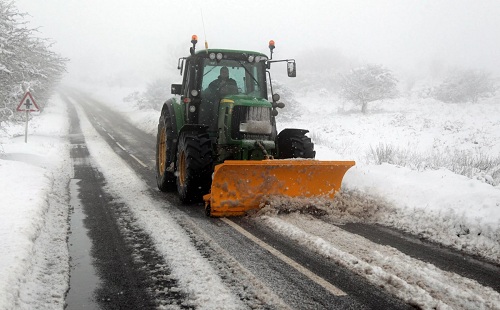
[
  {"left": 339, "top": 64, "right": 399, "bottom": 113},
  {"left": 269, "top": 80, "right": 300, "bottom": 121},
  {"left": 123, "top": 91, "right": 146, "bottom": 108},
  {"left": 432, "top": 69, "right": 497, "bottom": 103},
  {"left": 0, "top": 1, "right": 67, "bottom": 129},
  {"left": 124, "top": 79, "right": 170, "bottom": 111},
  {"left": 143, "top": 79, "right": 170, "bottom": 110}
]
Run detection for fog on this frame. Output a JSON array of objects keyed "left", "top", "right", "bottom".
[{"left": 15, "top": 0, "right": 500, "bottom": 88}]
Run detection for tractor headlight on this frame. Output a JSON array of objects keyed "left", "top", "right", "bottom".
[
  {"left": 216, "top": 53, "right": 223, "bottom": 60},
  {"left": 189, "top": 105, "right": 196, "bottom": 113},
  {"left": 191, "top": 89, "right": 199, "bottom": 97},
  {"left": 248, "top": 55, "right": 255, "bottom": 62},
  {"left": 209, "top": 53, "right": 216, "bottom": 60},
  {"left": 254, "top": 56, "right": 261, "bottom": 63}
]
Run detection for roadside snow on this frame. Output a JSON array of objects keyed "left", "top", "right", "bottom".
[
  {"left": 341, "top": 164, "right": 500, "bottom": 261},
  {"left": 0, "top": 95, "right": 71, "bottom": 309}
]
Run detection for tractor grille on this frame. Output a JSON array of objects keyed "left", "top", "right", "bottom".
[{"left": 231, "top": 106, "right": 273, "bottom": 141}]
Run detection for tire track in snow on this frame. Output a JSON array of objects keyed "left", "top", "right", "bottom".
[
  {"left": 170, "top": 214, "right": 292, "bottom": 310},
  {"left": 72, "top": 98, "right": 247, "bottom": 309},
  {"left": 221, "top": 218, "right": 346, "bottom": 296}
]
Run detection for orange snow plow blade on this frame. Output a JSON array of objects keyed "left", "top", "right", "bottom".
[{"left": 204, "top": 159, "right": 355, "bottom": 217}]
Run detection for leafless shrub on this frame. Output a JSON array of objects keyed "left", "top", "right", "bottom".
[{"left": 369, "top": 143, "right": 500, "bottom": 185}]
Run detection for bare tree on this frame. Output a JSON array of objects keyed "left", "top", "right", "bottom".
[
  {"left": 432, "top": 69, "right": 497, "bottom": 103},
  {"left": 0, "top": 0, "right": 67, "bottom": 128},
  {"left": 339, "top": 64, "right": 398, "bottom": 113}
]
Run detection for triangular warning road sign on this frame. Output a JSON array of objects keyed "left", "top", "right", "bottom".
[{"left": 17, "top": 91, "right": 40, "bottom": 112}]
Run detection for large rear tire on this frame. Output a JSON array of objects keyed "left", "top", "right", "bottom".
[
  {"left": 176, "top": 131, "right": 213, "bottom": 203},
  {"left": 277, "top": 130, "right": 316, "bottom": 159},
  {"left": 156, "top": 108, "right": 176, "bottom": 191}
]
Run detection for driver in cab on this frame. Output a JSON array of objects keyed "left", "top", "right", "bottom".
[{"left": 205, "top": 66, "right": 238, "bottom": 103}]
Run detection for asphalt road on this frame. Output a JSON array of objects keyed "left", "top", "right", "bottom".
[{"left": 63, "top": 89, "right": 500, "bottom": 309}]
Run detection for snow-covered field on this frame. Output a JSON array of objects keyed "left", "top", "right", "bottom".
[{"left": 1, "top": 84, "right": 499, "bottom": 309}]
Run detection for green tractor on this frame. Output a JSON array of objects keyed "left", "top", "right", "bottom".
[{"left": 156, "top": 36, "right": 354, "bottom": 216}]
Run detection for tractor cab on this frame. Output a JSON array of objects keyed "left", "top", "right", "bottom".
[
  {"left": 171, "top": 36, "right": 296, "bottom": 134},
  {"left": 173, "top": 49, "right": 270, "bottom": 130}
]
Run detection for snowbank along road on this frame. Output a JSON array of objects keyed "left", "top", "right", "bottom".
[{"left": 62, "top": 89, "right": 500, "bottom": 310}]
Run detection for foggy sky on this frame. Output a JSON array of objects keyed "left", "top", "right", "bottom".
[{"left": 14, "top": 0, "right": 500, "bottom": 86}]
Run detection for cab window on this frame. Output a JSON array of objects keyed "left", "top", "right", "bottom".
[{"left": 201, "top": 59, "right": 266, "bottom": 99}]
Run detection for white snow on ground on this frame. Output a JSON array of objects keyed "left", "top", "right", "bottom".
[
  {"left": 298, "top": 95, "right": 500, "bottom": 263},
  {"left": 69, "top": 96, "right": 245, "bottom": 309},
  {"left": 341, "top": 164, "right": 500, "bottom": 261},
  {"left": 0, "top": 96, "right": 71, "bottom": 309},
  {"left": 1, "top": 83, "right": 500, "bottom": 309},
  {"left": 260, "top": 213, "right": 500, "bottom": 310}
]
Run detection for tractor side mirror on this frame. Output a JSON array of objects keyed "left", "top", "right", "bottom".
[
  {"left": 178, "top": 58, "right": 185, "bottom": 76},
  {"left": 171, "top": 84, "right": 182, "bottom": 95},
  {"left": 287, "top": 60, "right": 296, "bottom": 77}
]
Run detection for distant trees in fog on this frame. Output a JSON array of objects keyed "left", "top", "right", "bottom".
[
  {"left": 268, "top": 80, "right": 300, "bottom": 121},
  {"left": 293, "top": 48, "right": 498, "bottom": 108},
  {"left": 0, "top": 1, "right": 67, "bottom": 127},
  {"left": 124, "top": 79, "right": 170, "bottom": 111},
  {"left": 339, "top": 64, "right": 399, "bottom": 113},
  {"left": 431, "top": 69, "right": 498, "bottom": 103}
]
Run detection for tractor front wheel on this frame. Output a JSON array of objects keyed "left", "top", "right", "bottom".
[
  {"left": 176, "top": 132, "right": 213, "bottom": 203},
  {"left": 277, "top": 130, "right": 316, "bottom": 159}
]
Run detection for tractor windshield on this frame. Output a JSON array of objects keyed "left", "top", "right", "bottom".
[{"left": 201, "top": 58, "right": 267, "bottom": 100}]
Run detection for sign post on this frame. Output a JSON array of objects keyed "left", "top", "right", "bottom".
[{"left": 16, "top": 91, "right": 40, "bottom": 143}]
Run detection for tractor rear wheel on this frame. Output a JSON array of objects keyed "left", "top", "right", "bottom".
[
  {"left": 278, "top": 130, "right": 316, "bottom": 159},
  {"left": 176, "top": 131, "right": 213, "bottom": 203},
  {"left": 156, "top": 109, "right": 176, "bottom": 191}
]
